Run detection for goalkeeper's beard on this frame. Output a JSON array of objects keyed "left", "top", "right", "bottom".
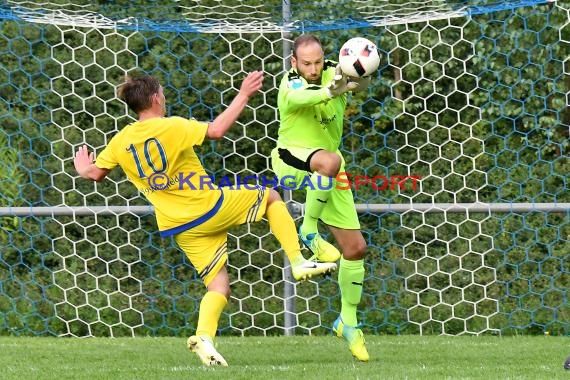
[{"left": 305, "top": 74, "right": 321, "bottom": 85}]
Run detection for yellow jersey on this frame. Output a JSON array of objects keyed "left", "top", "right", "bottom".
[{"left": 95, "top": 116, "right": 223, "bottom": 237}]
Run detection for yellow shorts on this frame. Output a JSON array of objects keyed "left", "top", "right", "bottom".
[{"left": 174, "top": 187, "right": 268, "bottom": 286}]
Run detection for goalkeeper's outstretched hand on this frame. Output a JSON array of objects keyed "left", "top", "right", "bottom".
[
  {"left": 326, "top": 65, "right": 369, "bottom": 98},
  {"left": 347, "top": 75, "right": 371, "bottom": 93}
]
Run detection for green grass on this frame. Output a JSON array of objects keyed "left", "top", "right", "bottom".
[{"left": 0, "top": 335, "right": 568, "bottom": 379}]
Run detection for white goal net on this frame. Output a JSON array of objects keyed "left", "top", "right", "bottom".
[{"left": 0, "top": 0, "right": 567, "bottom": 337}]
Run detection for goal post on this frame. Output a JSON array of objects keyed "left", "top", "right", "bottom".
[{"left": 0, "top": 0, "right": 568, "bottom": 337}]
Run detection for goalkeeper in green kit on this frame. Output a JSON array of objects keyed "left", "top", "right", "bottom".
[{"left": 271, "top": 34, "right": 371, "bottom": 362}]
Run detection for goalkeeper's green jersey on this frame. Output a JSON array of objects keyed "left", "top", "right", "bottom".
[{"left": 277, "top": 60, "right": 347, "bottom": 152}]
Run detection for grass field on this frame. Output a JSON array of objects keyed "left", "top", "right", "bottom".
[{"left": 0, "top": 335, "right": 568, "bottom": 379}]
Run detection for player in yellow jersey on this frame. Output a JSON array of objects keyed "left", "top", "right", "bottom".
[{"left": 73, "top": 71, "right": 336, "bottom": 367}]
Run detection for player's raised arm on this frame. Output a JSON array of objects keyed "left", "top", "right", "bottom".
[
  {"left": 73, "top": 144, "right": 110, "bottom": 182},
  {"left": 206, "top": 70, "right": 264, "bottom": 140}
]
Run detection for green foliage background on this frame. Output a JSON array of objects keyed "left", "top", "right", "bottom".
[{"left": 0, "top": 0, "right": 567, "bottom": 337}]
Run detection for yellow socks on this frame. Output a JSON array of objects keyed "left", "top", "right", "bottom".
[
  {"left": 196, "top": 291, "right": 228, "bottom": 338},
  {"left": 266, "top": 200, "right": 304, "bottom": 266}
]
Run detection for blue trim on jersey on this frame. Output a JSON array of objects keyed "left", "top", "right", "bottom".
[{"left": 159, "top": 190, "right": 224, "bottom": 237}]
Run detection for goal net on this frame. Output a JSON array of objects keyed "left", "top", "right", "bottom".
[{"left": 0, "top": 0, "right": 568, "bottom": 337}]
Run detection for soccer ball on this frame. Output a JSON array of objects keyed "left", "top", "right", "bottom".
[{"left": 338, "top": 37, "right": 380, "bottom": 78}]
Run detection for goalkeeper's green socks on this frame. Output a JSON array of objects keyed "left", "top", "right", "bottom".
[
  {"left": 300, "top": 172, "right": 334, "bottom": 237},
  {"left": 338, "top": 257, "right": 365, "bottom": 326},
  {"left": 196, "top": 291, "right": 227, "bottom": 338}
]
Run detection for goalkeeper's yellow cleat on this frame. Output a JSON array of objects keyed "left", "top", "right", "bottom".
[
  {"left": 299, "top": 227, "right": 341, "bottom": 263},
  {"left": 291, "top": 259, "right": 337, "bottom": 281},
  {"left": 187, "top": 335, "right": 228, "bottom": 367},
  {"left": 333, "top": 317, "right": 369, "bottom": 362}
]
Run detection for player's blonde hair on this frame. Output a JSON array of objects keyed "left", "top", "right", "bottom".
[{"left": 117, "top": 74, "right": 161, "bottom": 114}]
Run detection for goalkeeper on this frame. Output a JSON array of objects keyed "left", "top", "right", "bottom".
[
  {"left": 271, "top": 34, "right": 371, "bottom": 362},
  {"left": 73, "top": 71, "right": 336, "bottom": 367}
]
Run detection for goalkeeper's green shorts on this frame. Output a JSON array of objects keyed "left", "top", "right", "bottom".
[{"left": 270, "top": 146, "right": 360, "bottom": 230}]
